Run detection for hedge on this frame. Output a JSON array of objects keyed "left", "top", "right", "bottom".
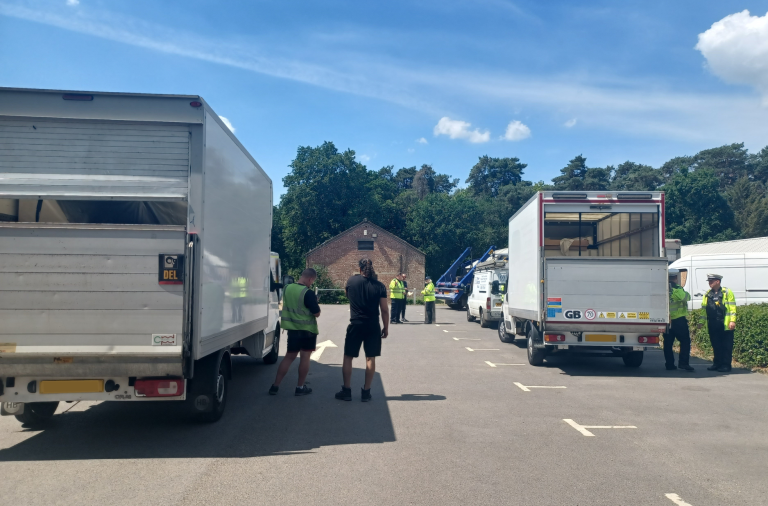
[{"left": 686, "top": 303, "right": 768, "bottom": 369}]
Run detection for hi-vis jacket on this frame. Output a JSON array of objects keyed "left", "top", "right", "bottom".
[
  {"left": 280, "top": 283, "right": 319, "bottom": 334},
  {"left": 421, "top": 282, "right": 435, "bottom": 302},
  {"left": 669, "top": 284, "right": 691, "bottom": 320},
  {"left": 389, "top": 278, "right": 405, "bottom": 299},
  {"left": 701, "top": 287, "right": 736, "bottom": 329}
]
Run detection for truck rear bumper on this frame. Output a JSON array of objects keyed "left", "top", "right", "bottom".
[{"left": 0, "top": 351, "right": 184, "bottom": 377}]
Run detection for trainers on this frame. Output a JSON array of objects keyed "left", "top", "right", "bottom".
[
  {"left": 268, "top": 385, "right": 279, "bottom": 395},
  {"left": 665, "top": 364, "right": 677, "bottom": 371},
  {"left": 295, "top": 385, "right": 312, "bottom": 396},
  {"left": 402, "top": 318, "right": 409, "bottom": 323},
  {"left": 335, "top": 386, "right": 352, "bottom": 401},
  {"left": 678, "top": 364, "right": 695, "bottom": 372},
  {"left": 361, "top": 387, "right": 372, "bottom": 402}
]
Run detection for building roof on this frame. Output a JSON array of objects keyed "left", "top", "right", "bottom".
[
  {"left": 305, "top": 219, "right": 426, "bottom": 257},
  {"left": 680, "top": 236, "right": 768, "bottom": 257}
]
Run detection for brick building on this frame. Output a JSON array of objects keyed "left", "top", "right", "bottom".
[{"left": 306, "top": 219, "right": 426, "bottom": 298}]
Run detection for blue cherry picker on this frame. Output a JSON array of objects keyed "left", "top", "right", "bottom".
[{"left": 434, "top": 245, "right": 495, "bottom": 309}]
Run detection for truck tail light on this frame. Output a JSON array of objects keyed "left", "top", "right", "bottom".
[
  {"left": 134, "top": 379, "right": 184, "bottom": 397},
  {"left": 544, "top": 334, "right": 566, "bottom": 342},
  {"left": 638, "top": 335, "right": 659, "bottom": 344},
  {"left": 486, "top": 297, "right": 491, "bottom": 310}
]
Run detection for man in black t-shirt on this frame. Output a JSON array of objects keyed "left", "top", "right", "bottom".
[{"left": 336, "top": 258, "right": 389, "bottom": 402}]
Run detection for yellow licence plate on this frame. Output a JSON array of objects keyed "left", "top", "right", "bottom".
[
  {"left": 40, "top": 380, "right": 104, "bottom": 394},
  {"left": 584, "top": 334, "right": 617, "bottom": 343}
]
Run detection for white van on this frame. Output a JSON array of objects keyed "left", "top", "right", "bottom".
[
  {"left": 669, "top": 253, "right": 768, "bottom": 308},
  {"left": 467, "top": 252, "right": 508, "bottom": 328}
]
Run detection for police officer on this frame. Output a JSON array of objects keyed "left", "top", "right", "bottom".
[
  {"left": 664, "top": 268, "right": 693, "bottom": 371},
  {"left": 422, "top": 275, "right": 436, "bottom": 324},
  {"left": 389, "top": 274, "right": 405, "bottom": 324},
  {"left": 702, "top": 273, "right": 737, "bottom": 373}
]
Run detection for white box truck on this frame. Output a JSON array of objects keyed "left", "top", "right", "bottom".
[
  {"left": 499, "top": 191, "right": 669, "bottom": 367},
  {"left": 0, "top": 87, "right": 282, "bottom": 424}
]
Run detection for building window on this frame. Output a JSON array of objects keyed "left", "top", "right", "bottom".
[{"left": 358, "top": 240, "right": 374, "bottom": 251}]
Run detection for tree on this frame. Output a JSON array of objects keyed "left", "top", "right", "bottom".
[
  {"left": 466, "top": 155, "right": 527, "bottom": 197},
  {"left": 726, "top": 177, "right": 768, "bottom": 239},
  {"left": 663, "top": 169, "right": 738, "bottom": 244},
  {"left": 609, "top": 161, "right": 663, "bottom": 191},
  {"left": 552, "top": 155, "right": 610, "bottom": 191}
]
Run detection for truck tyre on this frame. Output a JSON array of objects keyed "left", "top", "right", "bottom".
[
  {"left": 498, "top": 320, "right": 514, "bottom": 343},
  {"left": 466, "top": 306, "right": 476, "bottom": 322},
  {"left": 190, "top": 352, "right": 229, "bottom": 423},
  {"left": 263, "top": 326, "right": 280, "bottom": 364},
  {"left": 527, "top": 324, "right": 546, "bottom": 366},
  {"left": 622, "top": 351, "right": 644, "bottom": 368},
  {"left": 479, "top": 309, "right": 490, "bottom": 328},
  {"left": 15, "top": 401, "right": 59, "bottom": 426}
]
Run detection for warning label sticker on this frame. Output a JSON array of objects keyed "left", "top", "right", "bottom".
[
  {"left": 626, "top": 312, "right": 638, "bottom": 319},
  {"left": 606, "top": 312, "right": 617, "bottom": 318},
  {"left": 639, "top": 312, "right": 650, "bottom": 319}
]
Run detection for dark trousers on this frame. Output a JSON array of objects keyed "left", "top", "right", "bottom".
[
  {"left": 399, "top": 299, "right": 407, "bottom": 320},
  {"left": 663, "top": 316, "right": 691, "bottom": 366},
  {"left": 424, "top": 301, "right": 435, "bottom": 324},
  {"left": 390, "top": 299, "right": 402, "bottom": 322},
  {"left": 708, "top": 323, "right": 734, "bottom": 369}
]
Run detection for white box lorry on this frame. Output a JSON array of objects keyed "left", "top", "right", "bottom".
[
  {"left": 499, "top": 191, "right": 669, "bottom": 367},
  {"left": 0, "top": 87, "right": 282, "bottom": 424}
]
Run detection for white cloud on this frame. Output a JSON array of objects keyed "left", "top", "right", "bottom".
[
  {"left": 416, "top": 137, "right": 428, "bottom": 144},
  {"left": 502, "top": 120, "right": 531, "bottom": 141},
  {"left": 219, "top": 116, "right": 235, "bottom": 133},
  {"left": 359, "top": 154, "right": 371, "bottom": 162},
  {"left": 564, "top": 118, "right": 577, "bottom": 128},
  {"left": 65, "top": 0, "right": 78, "bottom": 5},
  {"left": 433, "top": 117, "right": 490, "bottom": 143},
  {"left": 696, "top": 10, "right": 768, "bottom": 102}
]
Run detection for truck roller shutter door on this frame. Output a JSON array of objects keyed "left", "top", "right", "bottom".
[{"left": 0, "top": 118, "right": 189, "bottom": 200}]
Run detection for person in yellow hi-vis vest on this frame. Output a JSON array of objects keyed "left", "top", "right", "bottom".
[
  {"left": 230, "top": 275, "right": 248, "bottom": 323},
  {"left": 422, "top": 275, "right": 436, "bottom": 324},
  {"left": 664, "top": 268, "right": 693, "bottom": 372},
  {"left": 389, "top": 274, "right": 405, "bottom": 324},
  {"left": 702, "top": 273, "right": 737, "bottom": 373}
]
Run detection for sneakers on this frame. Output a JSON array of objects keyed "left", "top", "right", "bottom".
[
  {"left": 678, "top": 364, "right": 695, "bottom": 372},
  {"left": 335, "top": 386, "right": 352, "bottom": 401},
  {"left": 295, "top": 385, "right": 312, "bottom": 396},
  {"left": 268, "top": 385, "right": 279, "bottom": 395},
  {"left": 402, "top": 318, "right": 409, "bottom": 323},
  {"left": 361, "top": 387, "right": 372, "bottom": 402}
]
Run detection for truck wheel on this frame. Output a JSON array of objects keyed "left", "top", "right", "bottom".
[
  {"left": 15, "top": 401, "right": 59, "bottom": 426},
  {"left": 466, "top": 306, "right": 476, "bottom": 322},
  {"left": 622, "top": 351, "right": 644, "bottom": 368},
  {"left": 498, "top": 320, "right": 514, "bottom": 343},
  {"left": 527, "top": 325, "right": 546, "bottom": 366},
  {"left": 458, "top": 295, "right": 468, "bottom": 310},
  {"left": 479, "top": 309, "right": 490, "bottom": 328},
  {"left": 191, "top": 352, "right": 229, "bottom": 423},
  {"left": 263, "top": 327, "right": 280, "bottom": 365}
]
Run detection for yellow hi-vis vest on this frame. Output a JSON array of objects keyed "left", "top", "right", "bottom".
[
  {"left": 669, "top": 284, "right": 691, "bottom": 320},
  {"left": 280, "top": 284, "right": 319, "bottom": 334},
  {"left": 231, "top": 276, "right": 247, "bottom": 298},
  {"left": 422, "top": 282, "right": 435, "bottom": 302},
  {"left": 389, "top": 278, "right": 405, "bottom": 299},
  {"left": 701, "top": 287, "right": 736, "bottom": 329}
]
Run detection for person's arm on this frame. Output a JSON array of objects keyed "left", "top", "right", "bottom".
[
  {"left": 670, "top": 287, "right": 687, "bottom": 301},
  {"left": 726, "top": 289, "right": 736, "bottom": 330},
  {"left": 379, "top": 297, "right": 389, "bottom": 338},
  {"left": 304, "top": 290, "right": 321, "bottom": 318}
]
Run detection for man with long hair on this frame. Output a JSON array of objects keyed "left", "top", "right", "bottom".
[{"left": 336, "top": 258, "right": 389, "bottom": 402}]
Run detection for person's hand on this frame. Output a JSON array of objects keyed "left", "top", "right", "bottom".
[
  {"left": 728, "top": 322, "right": 736, "bottom": 330},
  {"left": 381, "top": 326, "right": 389, "bottom": 339}
]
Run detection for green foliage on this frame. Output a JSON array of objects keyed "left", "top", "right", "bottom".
[
  {"left": 552, "top": 155, "right": 610, "bottom": 190},
  {"left": 608, "top": 161, "right": 663, "bottom": 191},
  {"left": 688, "top": 305, "right": 768, "bottom": 369},
  {"left": 466, "top": 155, "right": 527, "bottom": 197},
  {"left": 310, "top": 264, "right": 349, "bottom": 304}
]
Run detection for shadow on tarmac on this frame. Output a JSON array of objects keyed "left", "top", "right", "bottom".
[{"left": 0, "top": 356, "right": 446, "bottom": 462}]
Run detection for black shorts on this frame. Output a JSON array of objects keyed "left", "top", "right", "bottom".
[
  {"left": 344, "top": 321, "right": 382, "bottom": 358},
  {"left": 286, "top": 330, "right": 317, "bottom": 352}
]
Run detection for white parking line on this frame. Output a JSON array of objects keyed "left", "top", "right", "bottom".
[
  {"left": 465, "top": 347, "right": 499, "bottom": 352},
  {"left": 563, "top": 419, "right": 637, "bottom": 437},
  {"left": 485, "top": 361, "right": 525, "bottom": 367},
  {"left": 665, "top": 493, "right": 693, "bottom": 506},
  {"left": 453, "top": 337, "right": 480, "bottom": 341},
  {"left": 444, "top": 330, "right": 466, "bottom": 333},
  {"left": 513, "top": 382, "right": 566, "bottom": 392}
]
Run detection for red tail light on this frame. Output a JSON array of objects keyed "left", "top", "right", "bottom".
[
  {"left": 638, "top": 335, "right": 660, "bottom": 344},
  {"left": 134, "top": 379, "right": 184, "bottom": 397},
  {"left": 544, "top": 334, "right": 566, "bottom": 342},
  {"left": 486, "top": 297, "right": 491, "bottom": 310},
  {"left": 190, "top": 101, "right": 202, "bottom": 107}
]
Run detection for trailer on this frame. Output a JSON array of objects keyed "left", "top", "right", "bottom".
[
  {"left": 434, "top": 245, "right": 495, "bottom": 309},
  {"left": 499, "top": 191, "right": 669, "bottom": 367},
  {"left": 0, "top": 87, "right": 281, "bottom": 425}
]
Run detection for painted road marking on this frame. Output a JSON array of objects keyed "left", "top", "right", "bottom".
[
  {"left": 453, "top": 337, "right": 480, "bottom": 341},
  {"left": 665, "top": 493, "right": 693, "bottom": 506},
  {"left": 485, "top": 361, "right": 525, "bottom": 367},
  {"left": 310, "top": 340, "right": 338, "bottom": 361},
  {"left": 513, "top": 382, "right": 566, "bottom": 392},
  {"left": 465, "top": 347, "right": 500, "bottom": 352},
  {"left": 563, "top": 419, "right": 636, "bottom": 437},
  {"left": 444, "top": 329, "right": 466, "bottom": 333}
]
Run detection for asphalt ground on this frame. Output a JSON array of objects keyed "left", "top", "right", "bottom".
[{"left": 0, "top": 304, "right": 766, "bottom": 506}]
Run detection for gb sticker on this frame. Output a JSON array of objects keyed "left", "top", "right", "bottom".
[{"left": 564, "top": 310, "right": 582, "bottom": 319}]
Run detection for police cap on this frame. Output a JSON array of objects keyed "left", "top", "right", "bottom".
[
  {"left": 425, "top": 275, "right": 431, "bottom": 281},
  {"left": 707, "top": 273, "right": 723, "bottom": 281}
]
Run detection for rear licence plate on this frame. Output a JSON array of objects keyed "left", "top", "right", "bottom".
[
  {"left": 40, "top": 380, "right": 104, "bottom": 394},
  {"left": 584, "top": 334, "right": 617, "bottom": 343},
  {"left": 494, "top": 303, "right": 502, "bottom": 307}
]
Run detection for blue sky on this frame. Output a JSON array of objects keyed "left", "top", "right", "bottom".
[{"left": 2, "top": 0, "right": 768, "bottom": 201}]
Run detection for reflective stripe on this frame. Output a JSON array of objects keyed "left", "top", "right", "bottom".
[{"left": 281, "top": 284, "right": 318, "bottom": 333}]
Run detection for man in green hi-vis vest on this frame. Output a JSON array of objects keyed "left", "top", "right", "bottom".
[
  {"left": 664, "top": 268, "right": 693, "bottom": 372},
  {"left": 269, "top": 268, "right": 321, "bottom": 396},
  {"left": 422, "top": 275, "right": 436, "bottom": 324}
]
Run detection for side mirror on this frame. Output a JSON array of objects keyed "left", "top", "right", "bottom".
[
  {"left": 283, "top": 275, "right": 294, "bottom": 286},
  {"left": 491, "top": 280, "right": 500, "bottom": 295}
]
